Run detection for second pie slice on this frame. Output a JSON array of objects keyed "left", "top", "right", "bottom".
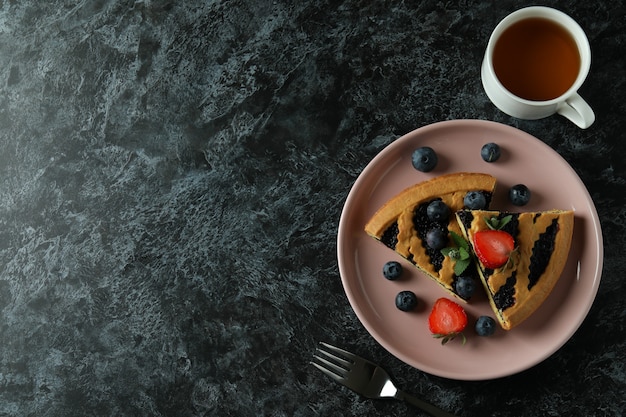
[{"left": 455, "top": 209, "right": 575, "bottom": 330}]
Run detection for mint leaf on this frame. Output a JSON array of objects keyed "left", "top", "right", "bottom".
[
  {"left": 454, "top": 258, "right": 470, "bottom": 275},
  {"left": 450, "top": 231, "right": 469, "bottom": 251},
  {"left": 442, "top": 232, "right": 473, "bottom": 275},
  {"left": 499, "top": 215, "right": 512, "bottom": 229},
  {"left": 441, "top": 247, "right": 459, "bottom": 260},
  {"left": 485, "top": 215, "right": 513, "bottom": 230}
]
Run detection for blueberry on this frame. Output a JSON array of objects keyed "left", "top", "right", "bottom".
[
  {"left": 411, "top": 147, "right": 438, "bottom": 172},
  {"left": 454, "top": 275, "right": 476, "bottom": 299},
  {"left": 382, "top": 261, "right": 403, "bottom": 280},
  {"left": 509, "top": 184, "right": 531, "bottom": 206},
  {"left": 481, "top": 142, "right": 501, "bottom": 162},
  {"left": 426, "top": 200, "right": 450, "bottom": 223},
  {"left": 395, "top": 290, "right": 418, "bottom": 311},
  {"left": 475, "top": 316, "right": 497, "bottom": 336},
  {"left": 464, "top": 191, "right": 487, "bottom": 209},
  {"left": 425, "top": 228, "right": 448, "bottom": 250}
]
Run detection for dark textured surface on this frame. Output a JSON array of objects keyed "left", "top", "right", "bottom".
[{"left": 0, "top": 1, "right": 624, "bottom": 416}]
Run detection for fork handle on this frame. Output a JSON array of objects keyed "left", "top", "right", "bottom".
[{"left": 395, "top": 390, "right": 458, "bottom": 417}]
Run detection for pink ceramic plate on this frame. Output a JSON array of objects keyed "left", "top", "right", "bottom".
[{"left": 337, "top": 120, "right": 603, "bottom": 380}]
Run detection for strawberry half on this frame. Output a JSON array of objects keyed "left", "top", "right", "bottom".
[
  {"left": 428, "top": 298, "right": 468, "bottom": 345},
  {"left": 473, "top": 229, "right": 515, "bottom": 269}
]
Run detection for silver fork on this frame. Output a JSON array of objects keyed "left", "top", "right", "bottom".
[{"left": 311, "top": 342, "right": 458, "bottom": 417}]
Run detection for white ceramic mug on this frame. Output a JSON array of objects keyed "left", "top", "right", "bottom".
[{"left": 481, "top": 6, "right": 595, "bottom": 129}]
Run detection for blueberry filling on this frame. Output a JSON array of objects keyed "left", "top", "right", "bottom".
[
  {"left": 457, "top": 210, "right": 474, "bottom": 230},
  {"left": 381, "top": 221, "right": 399, "bottom": 249},
  {"left": 528, "top": 218, "right": 559, "bottom": 290},
  {"left": 493, "top": 273, "right": 517, "bottom": 311}
]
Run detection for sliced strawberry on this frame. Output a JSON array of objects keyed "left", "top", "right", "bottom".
[
  {"left": 473, "top": 230, "right": 515, "bottom": 269},
  {"left": 428, "top": 298, "right": 468, "bottom": 345}
]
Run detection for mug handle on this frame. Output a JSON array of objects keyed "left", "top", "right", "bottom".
[{"left": 556, "top": 93, "right": 595, "bottom": 129}]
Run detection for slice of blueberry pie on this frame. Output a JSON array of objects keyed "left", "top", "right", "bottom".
[
  {"left": 455, "top": 209, "right": 574, "bottom": 330},
  {"left": 364, "top": 172, "right": 497, "bottom": 300}
]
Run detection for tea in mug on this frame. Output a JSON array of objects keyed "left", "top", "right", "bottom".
[{"left": 493, "top": 17, "right": 581, "bottom": 101}]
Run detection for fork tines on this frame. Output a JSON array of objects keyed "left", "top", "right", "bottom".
[{"left": 311, "top": 342, "right": 355, "bottom": 381}]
